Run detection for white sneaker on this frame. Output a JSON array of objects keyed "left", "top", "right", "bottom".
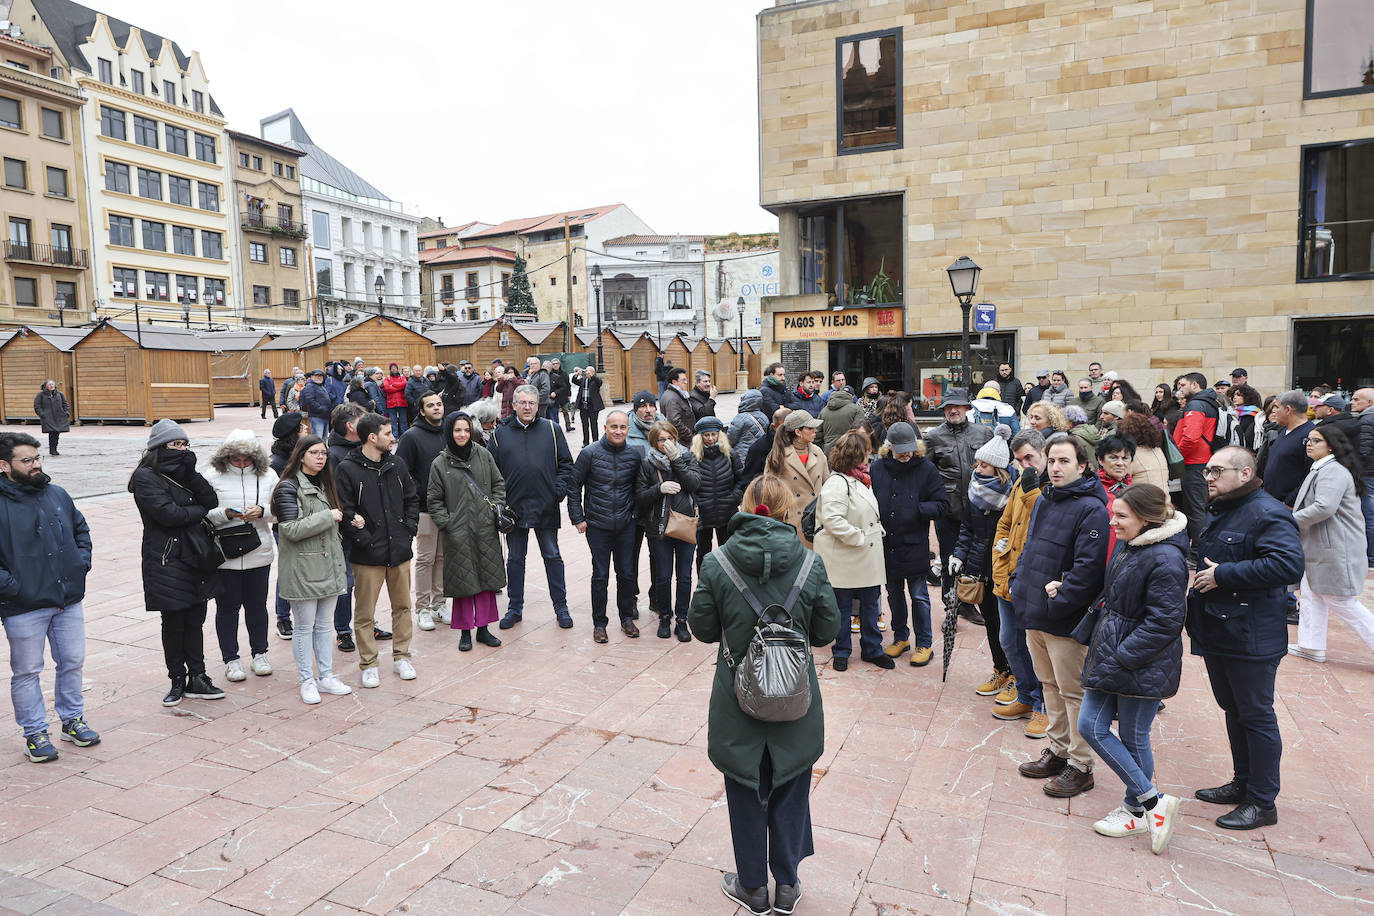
[
  {"left": 316, "top": 676, "right": 352, "bottom": 696},
  {"left": 300, "top": 679, "right": 321, "bottom": 705},
  {"left": 225, "top": 659, "right": 246, "bottom": 682},
  {"left": 417, "top": 610, "right": 436, "bottom": 631},
  {"left": 1092, "top": 806, "right": 1149, "bottom": 838},
  {"left": 435, "top": 604, "right": 452, "bottom": 626},
  {"left": 394, "top": 658, "right": 417, "bottom": 680},
  {"left": 250, "top": 653, "right": 272, "bottom": 676},
  {"left": 1149, "top": 795, "right": 1181, "bottom": 855},
  {"left": 1287, "top": 643, "right": 1327, "bottom": 662},
  {"left": 361, "top": 668, "right": 380, "bottom": 689}
]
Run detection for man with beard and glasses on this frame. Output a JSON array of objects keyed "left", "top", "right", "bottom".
[{"left": 0, "top": 433, "right": 97, "bottom": 762}]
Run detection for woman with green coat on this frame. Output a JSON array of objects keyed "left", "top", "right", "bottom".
[
  {"left": 688, "top": 475, "right": 841, "bottom": 916},
  {"left": 428, "top": 412, "right": 508, "bottom": 652},
  {"left": 271, "top": 435, "right": 352, "bottom": 705}
]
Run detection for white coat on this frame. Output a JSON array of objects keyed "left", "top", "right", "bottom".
[
  {"left": 1293, "top": 456, "right": 1365, "bottom": 597},
  {"left": 203, "top": 463, "right": 279, "bottom": 570},
  {"left": 813, "top": 472, "right": 886, "bottom": 589}
]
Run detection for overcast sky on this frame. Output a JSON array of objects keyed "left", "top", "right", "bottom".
[{"left": 105, "top": 0, "right": 775, "bottom": 235}]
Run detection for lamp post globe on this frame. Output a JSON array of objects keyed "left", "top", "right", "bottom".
[
  {"left": 945, "top": 256, "right": 981, "bottom": 389},
  {"left": 55, "top": 291, "right": 66, "bottom": 328},
  {"left": 374, "top": 274, "right": 385, "bottom": 318},
  {"left": 736, "top": 295, "right": 746, "bottom": 372},
  {"left": 590, "top": 263, "right": 604, "bottom": 372}
]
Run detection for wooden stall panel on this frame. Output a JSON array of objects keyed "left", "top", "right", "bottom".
[
  {"left": 2, "top": 344, "right": 50, "bottom": 421},
  {"left": 714, "top": 342, "right": 737, "bottom": 393},
  {"left": 624, "top": 339, "right": 656, "bottom": 403},
  {"left": 209, "top": 351, "right": 258, "bottom": 406}
]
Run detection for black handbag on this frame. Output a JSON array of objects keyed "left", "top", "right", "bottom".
[
  {"left": 460, "top": 467, "right": 517, "bottom": 533},
  {"left": 215, "top": 478, "right": 263, "bottom": 560}
]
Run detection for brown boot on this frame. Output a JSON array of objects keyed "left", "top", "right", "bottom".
[
  {"left": 1043, "top": 766, "right": 1094, "bottom": 798},
  {"left": 1018, "top": 747, "right": 1069, "bottom": 779}
]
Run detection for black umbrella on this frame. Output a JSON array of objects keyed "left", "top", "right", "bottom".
[{"left": 940, "top": 584, "right": 959, "bottom": 682}]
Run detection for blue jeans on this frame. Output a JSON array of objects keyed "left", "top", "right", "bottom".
[
  {"left": 544, "top": 404, "right": 559, "bottom": 422},
  {"left": 506, "top": 527, "right": 568, "bottom": 616},
  {"left": 387, "top": 405, "right": 407, "bottom": 438},
  {"left": 309, "top": 416, "right": 328, "bottom": 439},
  {"left": 3, "top": 603, "right": 85, "bottom": 736},
  {"left": 831, "top": 585, "right": 882, "bottom": 659},
  {"left": 586, "top": 525, "right": 636, "bottom": 627},
  {"left": 886, "top": 575, "right": 932, "bottom": 647},
  {"left": 1079, "top": 688, "right": 1160, "bottom": 810},
  {"left": 1362, "top": 476, "right": 1374, "bottom": 566},
  {"left": 997, "top": 596, "right": 1043, "bottom": 711},
  {"left": 291, "top": 596, "right": 338, "bottom": 684},
  {"left": 648, "top": 536, "right": 695, "bottom": 620}
]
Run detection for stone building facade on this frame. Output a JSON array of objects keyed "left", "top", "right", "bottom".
[
  {"left": 227, "top": 131, "right": 308, "bottom": 326},
  {"left": 758, "top": 0, "right": 1374, "bottom": 399}
]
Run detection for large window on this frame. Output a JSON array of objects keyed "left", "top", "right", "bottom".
[
  {"left": 113, "top": 266, "right": 137, "bottom": 297},
  {"left": 0, "top": 95, "right": 19, "bottom": 129},
  {"left": 165, "top": 125, "right": 188, "bottom": 157},
  {"left": 108, "top": 215, "right": 134, "bottom": 247},
  {"left": 146, "top": 271, "right": 170, "bottom": 301},
  {"left": 133, "top": 115, "right": 158, "bottom": 149},
  {"left": 204, "top": 278, "right": 224, "bottom": 305},
  {"left": 45, "top": 166, "right": 67, "bottom": 197},
  {"left": 202, "top": 231, "right": 223, "bottom": 260},
  {"left": 105, "top": 160, "right": 130, "bottom": 193},
  {"left": 669, "top": 279, "right": 692, "bottom": 309},
  {"left": 168, "top": 175, "right": 191, "bottom": 207},
  {"left": 830, "top": 332, "right": 1015, "bottom": 409},
  {"left": 1305, "top": 0, "right": 1374, "bottom": 99},
  {"left": 1294, "top": 317, "right": 1374, "bottom": 389},
  {"left": 56, "top": 280, "right": 76, "bottom": 311},
  {"left": 316, "top": 257, "right": 333, "bottom": 296},
  {"left": 280, "top": 246, "right": 297, "bottom": 267},
  {"left": 284, "top": 288, "right": 300, "bottom": 308},
  {"left": 253, "top": 285, "right": 270, "bottom": 305},
  {"left": 142, "top": 220, "right": 166, "bottom": 252},
  {"left": 605, "top": 274, "right": 648, "bottom": 321},
  {"left": 194, "top": 132, "right": 216, "bottom": 163},
  {"left": 1300, "top": 139, "right": 1374, "bottom": 280},
  {"left": 198, "top": 182, "right": 219, "bottom": 212},
  {"left": 40, "top": 107, "right": 63, "bottom": 138},
  {"left": 249, "top": 241, "right": 266, "bottom": 263},
  {"left": 799, "top": 194, "right": 903, "bottom": 305},
  {"left": 312, "top": 210, "right": 330, "bottom": 248},
  {"left": 172, "top": 225, "right": 194, "bottom": 256},
  {"left": 99, "top": 105, "right": 125, "bottom": 140},
  {"left": 137, "top": 167, "right": 161, "bottom": 200},
  {"left": 13, "top": 277, "right": 36, "bottom": 309},
  {"left": 8, "top": 217, "right": 31, "bottom": 257},
  {"left": 837, "top": 29, "right": 901, "bottom": 153},
  {"left": 176, "top": 274, "right": 198, "bottom": 303},
  {"left": 2, "top": 157, "right": 26, "bottom": 189}
]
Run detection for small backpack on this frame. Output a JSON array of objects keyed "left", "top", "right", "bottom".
[{"left": 712, "top": 549, "right": 817, "bottom": 723}]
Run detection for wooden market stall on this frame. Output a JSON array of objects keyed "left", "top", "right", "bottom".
[
  {"left": 657, "top": 334, "right": 690, "bottom": 380},
  {"left": 426, "top": 322, "right": 491, "bottom": 368},
  {"left": 622, "top": 331, "right": 657, "bottom": 401},
  {"left": 199, "top": 331, "right": 271, "bottom": 407},
  {"left": 711, "top": 339, "right": 740, "bottom": 393},
  {"left": 684, "top": 337, "right": 712, "bottom": 381},
  {"left": 747, "top": 339, "right": 762, "bottom": 388},
  {"left": 0, "top": 325, "right": 89, "bottom": 423},
  {"left": 514, "top": 321, "right": 568, "bottom": 362},
  {"left": 72, "top": 321, "right": 215, "bottom": 423},
  {"left": 258, "top": 316, "right": 435, "bottom": 379}
]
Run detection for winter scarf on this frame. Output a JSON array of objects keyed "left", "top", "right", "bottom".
[
  {"left": 846, "top": 462, "right": 871, "bottom": 488},
  {"left": 646, "top": 447, "right": 673, "bottom": 472},
  {"left": 967, "top": 468, "right": 1016, "bottom": 513},
  {"left": 1098, "top": 467, "right": 1133, "bottom": 497}
]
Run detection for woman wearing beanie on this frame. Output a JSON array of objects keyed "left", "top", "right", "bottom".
[
  {"left": 427, "top": 413, "right": 508, "bottom": 652},
  {"left": 870, "top": 422, "right": 948, "bottom": 666},
  {"left": 203, "top": 430, "right": 279, "bottom": 684},
  {"left": 692, "top": 416, "right": 740, "bottom": 569},
  {"left": 272, "top": 435, "right": 352, "bottom": 704},
  {"left": 950, "top": 426, "right": 1017, "bottom": 698},
  {"left": 1077, "top": 483, "right": 1187, "bottom": 853},
  {"left": 129, "top": 420, "right": 224, "bottom": 707}
]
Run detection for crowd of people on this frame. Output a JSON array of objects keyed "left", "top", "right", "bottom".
[{"left": 6, "top": 349, "right": 1374, "bottom": 915}]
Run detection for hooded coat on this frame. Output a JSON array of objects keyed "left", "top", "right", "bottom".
[
  {"left": 427, "top": 415, "right": 508, "bottom": 599},
  {"left": 688, "top": 512, "right": 841, "bottom": 791},
  {"left": 1080, "top": 512, "right": 1189, "bottom": 699},
  {"left": 396, "top": 412, "right": 446, "bottom": 497},
  {"left": 758, "top": 376, "right": 791, "bottom": 417},
  {"left": 870, "top": 449, "right": 948, "bottom": 579},
  {"left": 325, "top": 364, "right": 349, "bottom": 406},
  {"left": 726, "top": 389, "right": 769, "bottom": 455},
  {"left": 334, "top": 446, "right": 420, "bottom": 567},
  {"left": 130, "top": 452, "right": 219, "bottom": 611},
  {"left": 33, "top": 387, "right": 70, "bottom": 433},
  {"left": 818, "top": 388, "right": 862, "bottom": 454},
  {"left": 0, "top": 476, "right": 90, "bottom": 617},
  {"left": 1008, "top": 472, "right": 1110, "bottom": 636}
]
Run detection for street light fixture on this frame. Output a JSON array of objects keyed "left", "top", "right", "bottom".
[
  {"left": 181, "top": 292, "right": 191, "bottom": 330},
  {"left": 590, "top": 263, "right": 604, "bottom": 372},
  {"left": 736, "top": 295, "right": 746, "bottom": 372},
  {"left": 374, "top": 274, "right": 385, "bottom": 318},
  {"left": 55, "top": 291, "right": 66, "bottom": 328},
  {"left": 945, "top": 256, "right": 981, "bottom": 391}
]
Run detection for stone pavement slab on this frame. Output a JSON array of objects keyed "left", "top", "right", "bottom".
[{"left": 0, "top": 403, "right": 1372, "bottom": 913}]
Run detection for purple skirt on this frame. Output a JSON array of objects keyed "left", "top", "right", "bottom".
[{"left": 451, "top": 591, "right": 499, "bottom": 630}]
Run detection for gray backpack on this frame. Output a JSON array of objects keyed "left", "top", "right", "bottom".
[{"left": 713, "top": 549, "right": 817, "bottom": 723}]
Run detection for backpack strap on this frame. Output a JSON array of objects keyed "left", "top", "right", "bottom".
[
  {"left": 781, "top": 550, "right": 817, "bottom": 615},
  {"left": 711, "top": 549, "right": 764, "bottom": 616}
]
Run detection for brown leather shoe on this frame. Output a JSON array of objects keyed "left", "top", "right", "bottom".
[
  {"left": 592, "top": 627, "right": 608, "bottom": 644},
  {"left": 1043, "top": 766, "right": 1094, "bottom": 798},
  {"left": 1018, "top": 747, "right": 1069, "bottom": 779},
  {"left": 621, "top": 619, "right": 640, "bottom": 638}
]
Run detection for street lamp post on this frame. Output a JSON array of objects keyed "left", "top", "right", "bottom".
[
  {"left": 736, "top": 296, "right": 746, "bottom": 372},
  {"left": 181, "top": 292, "right": 191, "bottom": 330},
  {"left": 945, "top": 256, "right": 981, "bottom": 392},
  {"left": 590, "top": 263, "right": 604, "bottom": 372},
  {"left": 374, "top": 274, "right": 385, "bottom": 319},
  {"left": 55, "top": 291, "right": 66, "bottom": 328}
]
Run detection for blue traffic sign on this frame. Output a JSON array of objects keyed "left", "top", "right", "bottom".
[{"left": 974, "top": 302, "right": 996, "bottom": 332}]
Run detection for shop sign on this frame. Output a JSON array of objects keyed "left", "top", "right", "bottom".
[{"left": 773, "top": 306, "right": 901, "bottom": 341}]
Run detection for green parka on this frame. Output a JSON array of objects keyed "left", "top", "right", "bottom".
[
  {"left": 688, "top": 511, "right": 841, "bottom": 791},
  {"left": 427, "top": 429, "right": 508, "bottom": 600},
  {"left": 272, "top": 471, "right": 347, "bottom": 601}
]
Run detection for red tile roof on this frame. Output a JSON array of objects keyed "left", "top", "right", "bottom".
[
  {"left": 460, "top": 205, "right": 623, "bottom": 241},
  {"left": 419, "top": 245, "right": 517, "bottom": 266},
  {"left": 419, "top": 220, "right": 484, "bottom": 239}
]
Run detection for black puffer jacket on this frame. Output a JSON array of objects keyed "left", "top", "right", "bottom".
[
  {"left": 334, "top": 448, "right": 420, "bottom": 567},
  {"left": 1008, "top": 473, "right": 1110, "bottom": 636},
  {"left": 129, "top": 452, "right": 218, "bottom": 611},
  {"left": 567, "top": 437, "right": 642, "bottom": 530},
  {"left": 1082, "top": 512, "right": 1189, "bottom": 698},
  {"left": 758, "top": 378, "right": 791, "bottom": 418},
  {"left": 487, "top": 415, "right": 574, "bottom": 529},
  {"left": 694, "top": 444, "right": 740, "bottom": 528},
  {"left": 634, "top": 449, "right": 701, "bottom": 539},
  {"left": 870, "top": 452, "right": 948, "bottom": 579}
]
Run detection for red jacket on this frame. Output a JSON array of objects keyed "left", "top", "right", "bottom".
[
  {"left": 1172, "top": 389, "right": 1220, "bottom": 466},
  {"left": 382, "top": 374, "right": 408, "bottom": 409}
]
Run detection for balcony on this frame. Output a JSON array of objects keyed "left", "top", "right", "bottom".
[
  {"left": 465, "top": 286, "right": 480, "bottom": 302},
  {"left": 3, "top": 241, "right": 90, "bottom": 269},
  {"left": 240, "top": 212, "right": 309, "bottom": 240}
]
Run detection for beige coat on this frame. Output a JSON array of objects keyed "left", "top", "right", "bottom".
[
  {"left": 774, "top": 442, "right": 829, "bottom": 546},
  {"left": 1128, "top": 445, "right": 1169, "bottom": 490},
  {"left": 813, "top": 473, "right": 886, "bottom": 589}
]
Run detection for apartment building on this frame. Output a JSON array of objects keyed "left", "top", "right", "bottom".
[
  {"left": 419, "top": 243, "right": 515, "bottom": 323},
  {"left": 227, "top": 130, "right": 308, "bottom": 326}
]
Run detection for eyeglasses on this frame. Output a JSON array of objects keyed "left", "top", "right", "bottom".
[
  {"left": 1203, "top": 466, "right": 1244, "bottom": 479},
  {"left": 305, "top": 448, "right": 328, "bottom": 458},
  {"left": 165, "top": 440, "right": 190, "bottom": 450},
  {"left": 9, "top": 456, "right": 40, "bottom": 466}
]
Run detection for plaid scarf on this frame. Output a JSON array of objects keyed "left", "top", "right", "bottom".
[{"left": 967, "top": 468, "right": 1016, "bottom": 513}]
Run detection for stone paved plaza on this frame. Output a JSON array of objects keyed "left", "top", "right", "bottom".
[{"left": 1, "top": 404, "right": 1373, "bottom": 915}]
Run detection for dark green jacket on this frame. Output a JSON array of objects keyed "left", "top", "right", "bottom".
[
  {"left": 427, "top": 440, "right": 508, "bottom": 599},
  {"left": 688, "top": 512, "right": 840, "bottom": 790},
  {"left": 272, "top": 471, "right": 347, "bottom": 601}
]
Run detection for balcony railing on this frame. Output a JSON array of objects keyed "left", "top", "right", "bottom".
[
  {"left": 3, "top": 241, "right": 90, "bottom": 269},
  {"left": 465, "top": 286, "right": 480, "bottom": 302},
  {"left": 240, "top": 212, "right": 308, "bottom": 239}
]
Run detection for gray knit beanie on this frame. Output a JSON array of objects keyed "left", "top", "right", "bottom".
[{"left": 147, "top": 418, "right": 189, "bottom": 449}]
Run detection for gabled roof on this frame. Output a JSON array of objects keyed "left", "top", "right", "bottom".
[
  {"left": 90, "top": 321, "right": 215, "bottom": 351},
  {"left": 419, "top": 245, "right": 517, "bottom": 267},
  {"left": 29, "top": 0, "right": 224, "bottom": 115},
  {"left": 260, "top": 108, "right": 388, "bottom": 200},
  {"left": 612, "top": 330, "right": 646, "bottom": 350},
  {"left": 196, "top": 331, "right": 271, "bottom": 352},
  {"left": 461, "top": 205, "right": 623, "bottom": 242},
  {"left": 0, "top": 325, "right": 92, "bottom": 352},
  {"left": 574, "top": 327, "right": 600, "bottom": 346},
  {"left": 419, "top": 220, "right": 485, "bottom": 240},
  {"left": 512, "top": 322, "right": 565, "bottom": 347},
  {"left": 605, "top": 235, "right": 706, "bottom": 246},
  {"left": 259, "top": 314, "right": 427, "bottom": 351},
  {"left": 424, "top": 322, "right": 495, "bottom": 347}
]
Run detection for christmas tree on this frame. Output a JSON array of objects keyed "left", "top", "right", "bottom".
[{"left": 506, "top": 256, "right": 537, "bottom": 316}]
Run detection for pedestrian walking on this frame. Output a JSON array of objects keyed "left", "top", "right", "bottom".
[
  {"left": 692, "top": 416, "right": 740, "bottom": 569},
  {"left": 271, "top": 435, "right": 352, "bottom": 704},
  {"left": 396, "top": 391, "right": 449, "bottom": 631},
  {"left": 489, "top": 385, "right": 575, "bottom": 630},
  {"left": 0, "top": 432, "right": 98, "bottom": 763},
  {"left": 688, "top": 476, "right": 840, "bottom": 916},
  {"left": 33, "top": 380, "right": 70, "bottom": 457},
  {"left": 258, "top": 370, "right": 278, "bottom": 419},
  {"left": 636, "top": 421, "right": 701, "bottom": 641},
  {"left": 335, "top": 413, "right": 420, "bottom": 688},
  {"left": 871, "top": 422, "right": 947, "bottom": 667},
  {"left": 427, "top": 413, "right": 507, "bottom": 652},
  {"left": 1188, "top": 446, "right": 1304, "bottom": 830},
  {"left": 1077, "top": 484, "right": 1187, "bottom": 853},
  {"left": 814, "top": 430, "right": 888, "bottom": 671},
  {"left": 203, "top": 430, "right": 278, "bottom": 684},
  {"left": 129, "top": 420, "right": 225, "bottom": 707},
  {"left": 1288, "top": 426, "right": 1374, "bottom": 663}
]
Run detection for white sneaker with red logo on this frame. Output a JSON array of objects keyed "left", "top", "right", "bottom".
[
  {"left": 1092, "top": 806, "right": 1149, "bottom": 838},
  {"left": 1149, "top": 794, "right": 1181, "bottom": 854}
]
